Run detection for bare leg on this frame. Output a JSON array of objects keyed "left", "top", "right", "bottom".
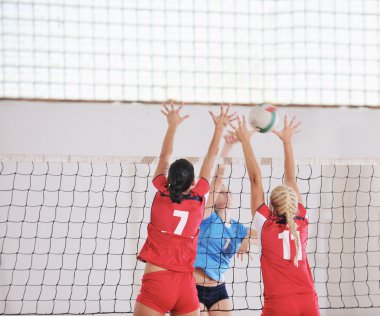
[
  {"left": 208, "top": 298, "right": 233, "bottom": 316},
  {"left": 199, "top": 302, "right": 209, "bottom": 315},
  {"left": 133, "top": 301, "right": 165, "bottom": 316}
]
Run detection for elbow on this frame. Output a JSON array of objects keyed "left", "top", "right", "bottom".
[
  {"left": 248, "top": 174, "right": 260, "bottom": 185},
  {"left": 207, "top": 150, "right": 219, "bottom": 161},
  {"left": 205, "top": 152, "right": 217, "bottom": 164}
]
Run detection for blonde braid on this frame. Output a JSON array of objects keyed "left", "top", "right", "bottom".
[{"left": 270, "top": 185, "right": 300, "bottom": 267}]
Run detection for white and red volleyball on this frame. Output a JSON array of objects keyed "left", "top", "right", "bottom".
[{"left": 249, "top": 103, "right": 279, "bottom": 133}]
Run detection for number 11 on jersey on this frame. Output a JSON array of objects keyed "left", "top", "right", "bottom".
[{"left": 278, "top": 230, "right": 302, "bottom": 261}]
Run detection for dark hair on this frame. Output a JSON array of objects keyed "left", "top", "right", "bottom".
[{"left": 167, "top": 159, "right": 195, "bottom": 203}]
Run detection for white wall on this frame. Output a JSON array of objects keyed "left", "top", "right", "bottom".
[
  {"left": 1, "top": 101, "right": 380, "bottom": 159},
  {"left": 0, "top": 101, "right": 379, "bottom": 315}
]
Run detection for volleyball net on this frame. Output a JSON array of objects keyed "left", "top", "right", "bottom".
[
  {"left": 0, "top": 155, "right": 379, "bottom": 315},
  {"left": 1, "top": 0, "right": 379, "bottom": 107}
]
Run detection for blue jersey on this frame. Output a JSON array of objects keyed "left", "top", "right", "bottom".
[{"left": 194, "top": 211, "right": 247, "bottom": 281}]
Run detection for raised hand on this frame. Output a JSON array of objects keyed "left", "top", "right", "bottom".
[
  {"left": 229, "top": 115, "right": 257, "bottom": 143},
  {"left": 224, "top": 134, "right": 239, "bottom": 145},
  {"left": 161, "top": 101, "right": 190, "bottom": 127},
  {"left": 220, "top": 134, "right": 238, "bottom": 158},
  {"left": 273, "top": 115, "right": 301, "bottom": 143},
  {"left": 236, "top": 238, "right": 253, "bottom": 261},
  {"left": 209, "top": 104, "right": 237, "bottom": 131}
]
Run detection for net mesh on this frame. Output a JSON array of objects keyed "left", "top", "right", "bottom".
[
  {"left": 1, "top": 0, "right": 379, "bottom": 106},
  {"left": 0, "top": 156, "right": 379, "bottom": 315}
]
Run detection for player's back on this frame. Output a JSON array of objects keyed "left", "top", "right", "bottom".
[
  {"left": 254, "top": 204, "right": 316, "bottom": 297},
  {"left": 151, "top": 190, "right": 204, "bottom": 237},
  {"left": 138, "top": 174, "right": 209, "bottom": 272}
]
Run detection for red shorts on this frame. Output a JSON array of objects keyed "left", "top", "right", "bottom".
[
  {"left": 136, "top": 270, "right": 199, "bottom": 314},
  {"left": 262, "top": 292, "right": 320, "bottom": 316}
]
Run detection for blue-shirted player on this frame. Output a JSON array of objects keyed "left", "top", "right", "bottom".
[{"left": 194, "top": 135, "right": 257, "bottom": 315}]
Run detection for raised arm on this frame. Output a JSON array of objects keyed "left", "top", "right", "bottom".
[
  {"left": 198, "top": 104, "right": 236, "bottom": 183},
  {"left": 204, "top": 135, "right": 238, "bottom": 219},
  {"left": 230, "top": 116, "right": 264, "bottom": 217},
  {"left": 153, "top": 102, "right": 189, "bottom": 179},
  {"left": 273, "top": 115, "right": 302, "bottom": 203}
]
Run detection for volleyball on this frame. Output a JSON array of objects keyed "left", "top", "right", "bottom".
[{"left": 249, "top": 103, "right": 279, "bottom": 133}]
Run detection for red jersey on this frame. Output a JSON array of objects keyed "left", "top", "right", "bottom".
[
  {"left": 138, "top": 174, "right": 209, "bottom": 272},
  {"left": 253, "top": 203, "right": 316, "bottom": 297}
]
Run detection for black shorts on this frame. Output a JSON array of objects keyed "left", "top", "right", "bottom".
[{"left": 196, "top": 283, "right": 229, "bottom": 310}]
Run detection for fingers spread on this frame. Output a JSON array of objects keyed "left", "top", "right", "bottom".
[
  {"left": 162, "top": 103, "right": 169, "bottom": 113},
  {"left": 180, "top": 114, "right": 190, "bottom": 123},
  {"left": 289, "top": 116, "right": 296, "bottom": 127},
  {"left": 236, "top": 115, "right": 242, "bottom": 127},
  {"left": 225, "top": 103, "right": 231, "bottom": 115},
  {"left": 293, "top": 121, "right": 302, "bottom": 130},
  {"left": 209, "top": 111, "right": 217, "bottom": 124},
  {"left": 228, "top": 111, "right": 237, "bottom": 120},
  {"left": 229, "top": 122, "right": 238, "bottom": 131},
  {"left": 220, "top": 103, "right": 225, "bottom": 115}
]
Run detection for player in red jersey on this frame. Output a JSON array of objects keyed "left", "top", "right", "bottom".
[
  {"left": 230, "top": 115, "right": 320, "bottom": 316},
  {"left": 134, "top": 102, "right": 236, "bottom": 316}
]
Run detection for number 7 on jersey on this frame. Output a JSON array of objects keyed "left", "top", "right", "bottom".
[{"left": 173, "top": 210, "right": 189, "bottom": 235}]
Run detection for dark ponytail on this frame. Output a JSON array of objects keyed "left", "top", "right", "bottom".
[{"left": 168, "top": 159, "right": 194, "bottom": 203}]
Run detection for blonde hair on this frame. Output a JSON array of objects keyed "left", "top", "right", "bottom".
[{"left": 270, "top": 185, "right": 300, "bottom": 267}]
